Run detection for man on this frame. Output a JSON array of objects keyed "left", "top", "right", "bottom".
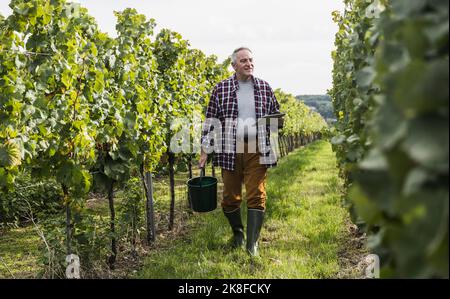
[{"left": 199, "top": 47, "right": 282, "bottom": 257}]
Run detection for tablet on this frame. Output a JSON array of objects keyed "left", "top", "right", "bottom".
[{"left": 261, "top": 112, "right": 285, "bottom": 119}]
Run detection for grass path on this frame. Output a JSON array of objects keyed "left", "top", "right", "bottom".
[
  {"left": 137, "top": 140, "right": 359, "bottom": 278},
  {"left": 0, "top": 227, "right": 40, "bottom": 278}
]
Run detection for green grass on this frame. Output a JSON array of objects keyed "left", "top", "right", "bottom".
[
  {"left": 0, "top": 227, "right": 41, "bottom": 278},
  {"left": 136, "top": 140, "right": 351, "bottom": 278}
]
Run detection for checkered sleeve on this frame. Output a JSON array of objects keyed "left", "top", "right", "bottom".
[
  {"left": 269, "top": 86, "right": 281, "bottom": 114},
  {"left": 201, "top": 85, "right": 219, "bottom": 153}
]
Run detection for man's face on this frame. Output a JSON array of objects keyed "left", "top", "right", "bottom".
[{"left": 232, "top": 49, "right": 254, "bottom": 79}]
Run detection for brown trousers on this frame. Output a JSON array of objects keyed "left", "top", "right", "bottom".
[{"left": 221, "top": 142, "right": 267, "bottom": 212}]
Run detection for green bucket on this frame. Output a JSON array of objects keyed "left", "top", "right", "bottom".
[{"left": 187, "top": 169, "right": 217, "bottom": 212}]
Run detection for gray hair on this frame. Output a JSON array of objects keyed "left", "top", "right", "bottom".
[{"left": 231, "top": 47, "right": 252, "bottom": 64}]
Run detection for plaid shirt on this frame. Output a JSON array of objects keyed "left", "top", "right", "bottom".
[{"left": 201, "top": 74, "right": 281, "bottom": 171}]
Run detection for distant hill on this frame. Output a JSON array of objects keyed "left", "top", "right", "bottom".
[{"left": 296, "top": 95, "right": 336, "bottom": 123}]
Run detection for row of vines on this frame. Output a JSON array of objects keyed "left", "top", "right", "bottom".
[{"left": 330, "top": 0, "right": 448, "bottom": 278}]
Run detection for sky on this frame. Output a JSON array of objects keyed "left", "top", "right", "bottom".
[{"left": 0, "top": 0, "right": 345, "bottom": 95}]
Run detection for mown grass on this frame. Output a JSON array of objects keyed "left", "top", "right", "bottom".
[
  {"left": 136, "top": 140, "right": 351, "bottom": 278},
  {"left": 0, "top": 227, "right": 41, "bottom": 278}
]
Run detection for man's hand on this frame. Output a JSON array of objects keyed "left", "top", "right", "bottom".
[{"left": 199, "top": 150, "right": 208, "bottom": 168}]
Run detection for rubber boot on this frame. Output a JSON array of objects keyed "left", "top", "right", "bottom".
[
  {"left": 224, "top": 208, "right": 245, "bottom": 248},
  {"left": 246, "top": 209, "right": 265, "bottom": 257}
]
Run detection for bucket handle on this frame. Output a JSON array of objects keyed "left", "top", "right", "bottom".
[{"left": 200, "top": 167, "right": 205, "bottom": 187}]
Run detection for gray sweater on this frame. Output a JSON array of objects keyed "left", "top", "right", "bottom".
[{"left": 236, "top": 79, "right": 257, "bottom": 142}]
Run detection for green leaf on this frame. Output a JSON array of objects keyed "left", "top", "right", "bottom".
[
  {"left": 356, "top": 66, "right": 376, "bottom": 89},
  {"left": 359, "top": 148, "right": 388, "bottom": 171},
  {"left": 61, "top": 70, "right": 72, "bottom": 88},
  {"left": 374, "top": 100, "right": 408, "bottom": 150},
  {"left": 0, "top": 140, "right": 22, "bottom": 167},
  {"left": 391, "top": 0, "right": 427, "bottom": 20},
  {"left": 330, "top": 135, "right": 346, "bottom": 145},
  {"left": 347, "top": 134, "right": 360, "bottom": 144},
  {"left": 90, "top": 42, "right": 98, "bottom": 57},
  {"left": 56, "top": 161, "right": 92, "bottom": 195},
  {"left": 104, "top": 160, "right": 129, "bottom": 181},
  {"left": 402, "top": 167, "right": 430, "bottom": 196},
  {"left": 349, "top": 184, "right": 382, "bottom": 225},
  {"left": 402, "top": 117, "right": 449, "bottom": 173},
  {"left": 377, "top": 41, "right": 411, "bottom": 73}
]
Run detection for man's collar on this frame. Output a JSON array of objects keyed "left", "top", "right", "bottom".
[{"left": 232, "top": 73, "right": 257, "bottom": 91}]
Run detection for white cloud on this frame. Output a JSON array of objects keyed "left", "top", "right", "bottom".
[{"left": 0, "top": 1, "right": 11, "bottom": 15}]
